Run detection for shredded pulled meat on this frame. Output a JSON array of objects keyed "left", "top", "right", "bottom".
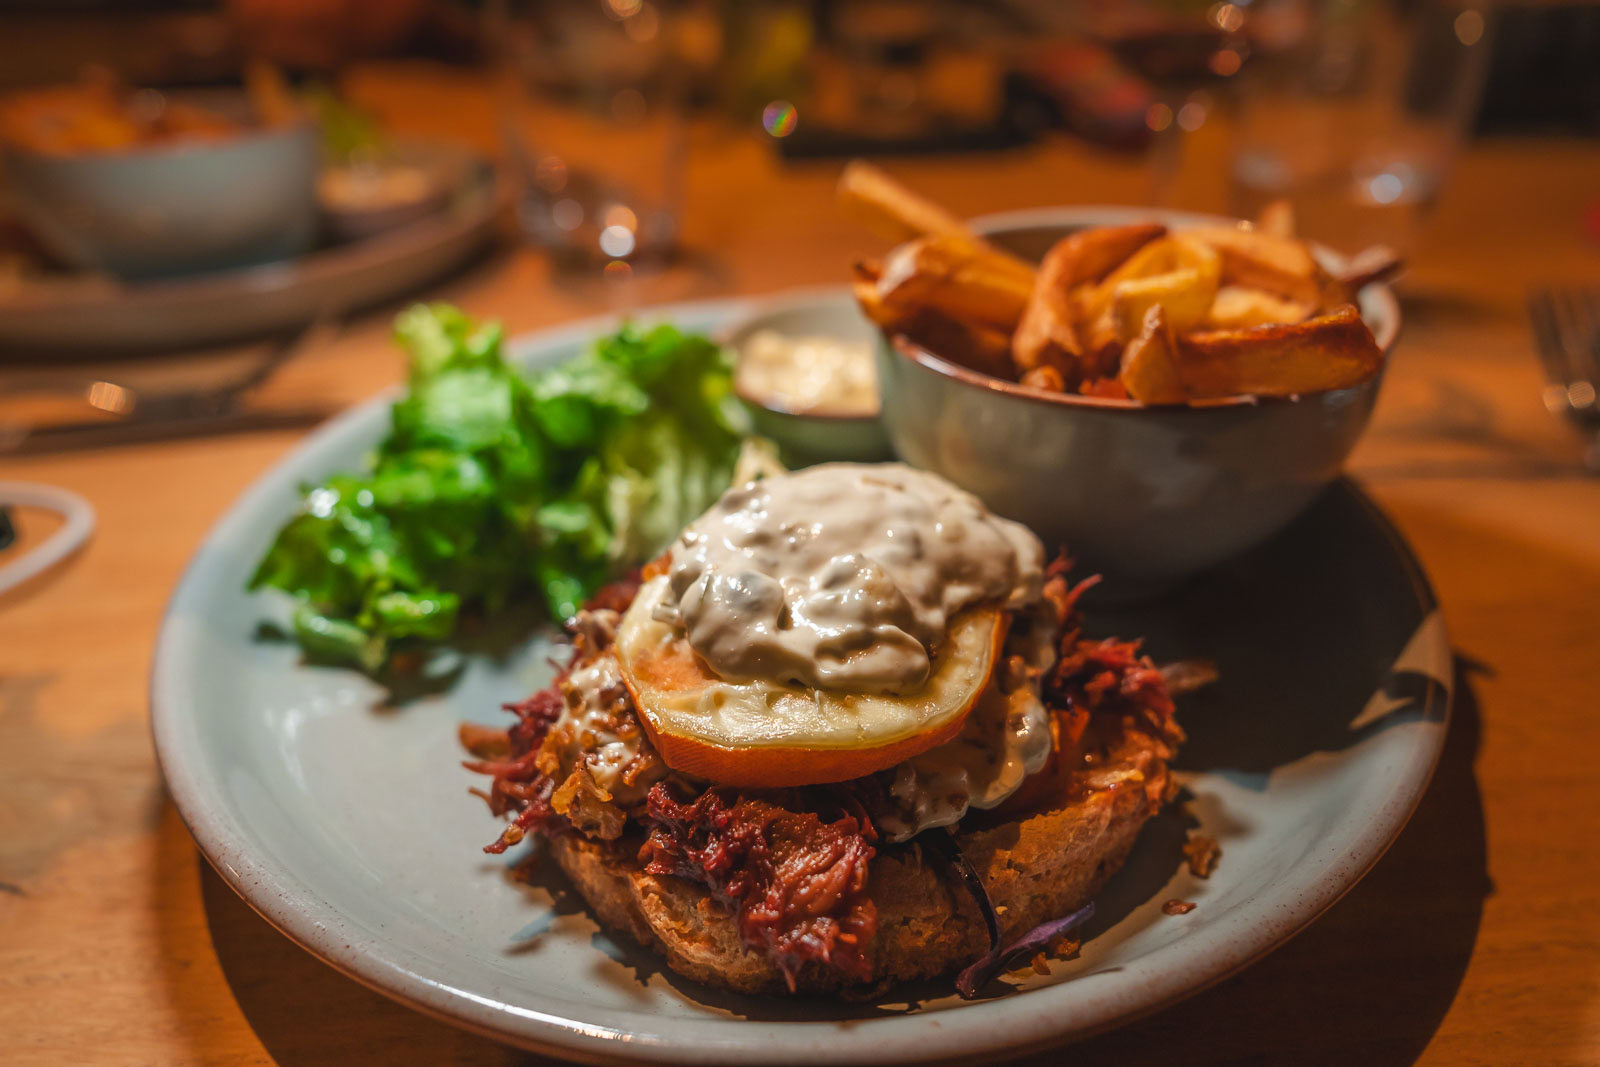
[
  {"left": 1042, "top": 558, "right": 1175, "bottom": 724},
  {"left": 990, "top": 557, "right": 1183, "bottom": 818},
  {"left": 639, "top": 783, "right": 879, "bottom": 987},
  {"left": 1184, "top": 833, "right": 1221, "bottom": 878},
  {"left": 581, "top": 571, "right": 643, "bottom": 615},
  {"left": 464, "top": 575, "right": 651, "bottom": 852},
  {"left": 464, "top": 682, "right": 569, "bottom": 852},
  {"left": 465, "top": 574, "right": 881, "bottom": 982}
]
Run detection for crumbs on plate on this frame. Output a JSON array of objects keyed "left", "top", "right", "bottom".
[{"left": 1183, "top": 833, "right": 1221, "bottom": 878}]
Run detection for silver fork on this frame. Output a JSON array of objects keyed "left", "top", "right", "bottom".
[{"left": 1527, "top": 286, "right": 1600, "bottom": 473}]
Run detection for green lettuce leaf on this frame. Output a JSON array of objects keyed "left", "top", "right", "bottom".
[{"left": 248, "top": 303, "right": 751, "bottom": 673}]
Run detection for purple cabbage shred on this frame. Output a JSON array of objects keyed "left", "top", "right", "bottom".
[{"left": 954, "top": 902, "right": 1095, "bottom": 999}]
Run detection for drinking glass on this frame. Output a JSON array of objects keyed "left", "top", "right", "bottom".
[
  {"left": 487, "top": 0, "right": 693, "bottom": 268},
  {"left": 1228, "top": 0, "right": 1492, "bottom": 254}
]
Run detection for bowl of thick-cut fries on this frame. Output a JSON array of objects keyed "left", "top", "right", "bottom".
[{"left": 839, "top": 162, "right": 1401, "bottom": 589}]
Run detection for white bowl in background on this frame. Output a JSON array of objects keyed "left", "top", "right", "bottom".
[{"left": 3, "top": 98, "right": 319, "bottom": 279}]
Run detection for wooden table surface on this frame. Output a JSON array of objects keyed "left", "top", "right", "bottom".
[{"left": 2, "top": 65, "right": 1598, "bottom": 1065}]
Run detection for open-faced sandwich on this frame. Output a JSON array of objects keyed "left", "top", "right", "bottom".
[{"left": 465, "top": 460, "right": 1197, "bottom": 996}]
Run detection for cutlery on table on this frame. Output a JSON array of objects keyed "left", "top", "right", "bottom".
[{"left": 0, "top": 315, "right": 337, "bottom": 454}]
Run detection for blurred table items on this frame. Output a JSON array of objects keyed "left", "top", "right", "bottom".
[
  {"left": 1527, "top": 286, "right": 1600, "bottom": 474},
  {"left": 1475, "top": 1, "right": 1600, "bottom": 136},
  {"left": 0, "top": 319, "right": 335, "bottom": 455},
  {"left": 757, "top": 1, "right": 1040, "bottom": 159},
  {"left": 1010, "top": 41, "right": 1156, "bottom": 154},
  {"left": 0, "top": 77, "right": 319, "bottom": 278},
  {"left": 0, "top": 481, "right": 94, "bottom": 596},
  {"left": 0, "top": 137, "right": 502, "bottom": 354},
  {"left": 225, "top": 0, "right": 431, "bottom": 74},
  {"left": 302, "top": 83, "right": 451, "bottom": 242},
  {"left": 1065, "top": 0, "right": 1248, "bottom": 204},
  {"left": 1228, "top": 0, "right": 1492, "bottom": 256},
  {"left": 490, "top": 0, "right": 696, "bottom": 271}
]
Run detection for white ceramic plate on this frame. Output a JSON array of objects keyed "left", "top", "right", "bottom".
[
  {"left": 0, "top": 139, "right": 506, "bottom": 354},
  {"left": 152, "top": 290, "right": 1452, "bottom": 1064}
]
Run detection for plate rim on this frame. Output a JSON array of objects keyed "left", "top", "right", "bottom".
[{"left": 150, "top": 275, "right": 1451, "bottom": 1064}]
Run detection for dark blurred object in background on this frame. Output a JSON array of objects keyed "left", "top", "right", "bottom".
[
  {"left": 1475, "top": 1, "right": 1600, "bottom": 135},
  {"left": 0, "top": 0, "right": 1598, "bottom": 150},
  {"left": 225, "top": 0, "right": 429, "bottom": 72},
  {"left": 0, "top": 0, "right": 239, "bottom": 91},
  {"left": 747, "top": 0, "right": 1040, "bottom": 158},
  {"left": 1011, "top": 42, "right": 1155, "bottom": 153},
  {"left": 0, "top": 0, "right": 480, "bottom": 90},
  {"left": 2, "top": 0, "right": 1598, "bottom": 136}
]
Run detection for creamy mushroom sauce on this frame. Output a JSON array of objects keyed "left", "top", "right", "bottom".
[
  {"left": 872, "top": 602, "right": 1058, "bottom": 841},
  {"left": 654, "top": 463, "right": 1044, "bottom": 694}
]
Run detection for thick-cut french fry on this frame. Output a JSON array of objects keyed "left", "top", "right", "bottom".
[
  {"left": 1119, "top": 306, "right": 1187, "bottom": 405},
  {"left": 838, "top": 160, "right": 972, "bottom": 244},
  {"left": 1108, "top": 236, "right": 1220, "bottom": 339},
  {"left": 850, "top": 260, "right": 903, "bottom": 331},
  {"left": 1019, "top": 365, "right": 1065, "bottom": 393},
  {"left": 877, "top": 235, "right": 1036, "bottom": 331},
  {"left": 1113, "top": 268, "right": 1212, "bottom": 339},
  {"left": 1057, "top": 223, "right": 1169, "bottom": 288},
  {"left": 1174, "top": 305, "right": 1383, "bottom": 398},
  {"left": 834, "top": 159, "right": 992, "bottom": 251},
  {"left": 1013, "top": 223, "right": 1165, "bottom": 379},
  {"left": 1012, "top": 270, "right": 1081, "bottom": 378},
  {"left": 900, "top": 309, "right": 1017, "bottom": 382},
  {"left": 1093, "top": 235, "right": 1184, "bottom": 296},
  {"left": 839, "top": 161, "right": 1039, "bottom": 296},
  {"left": 1081, "top": 234, "right": 1217, "bottom": 335},
  {"left": 859, "top": 249, "right": 1023, "bottom": 382},
  {"left": 1256, "top": 199, "right": 1296, "bottom": 238},
  {"left": 245, "top": 61, "right": 302, "bottom": 127},
  {"left": 1206, "top": 285, "right": 1312, "bottom": 329},
  {"left": 1187, "top": 225, "right": 1317, "bottom": 279},
  {"left": 1186, "top": 225, "right": 1333, "bottom": 307},
  {"left": 1079, "top": 308, "right": 1122, "bottom": 377},
  {"left": 853, "top": 277, "right": 901, "bottom": 330}
]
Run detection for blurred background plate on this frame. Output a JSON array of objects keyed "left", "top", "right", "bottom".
[{"left": 0, "top": 137, "right": 506, "bottom": 355}]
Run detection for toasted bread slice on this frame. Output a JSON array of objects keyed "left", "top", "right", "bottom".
[{"left": 548, "top": 730, "right": 1177, "bottom": 995}]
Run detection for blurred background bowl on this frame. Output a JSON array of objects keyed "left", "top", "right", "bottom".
[
  {"left": 875, "top": 207, "right": 1401, "bottom": 595},
  {"left": 2, "top": 93, "right": 318, "bottom": 279}
]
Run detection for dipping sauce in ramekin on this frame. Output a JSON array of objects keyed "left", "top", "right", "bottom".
[{"left": 736, "top": 329, "right": 879, "bottom": 417}]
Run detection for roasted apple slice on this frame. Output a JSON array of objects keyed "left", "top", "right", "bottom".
[{"left": 615, "top": 576, "right": 1009, "bottom": 787}]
